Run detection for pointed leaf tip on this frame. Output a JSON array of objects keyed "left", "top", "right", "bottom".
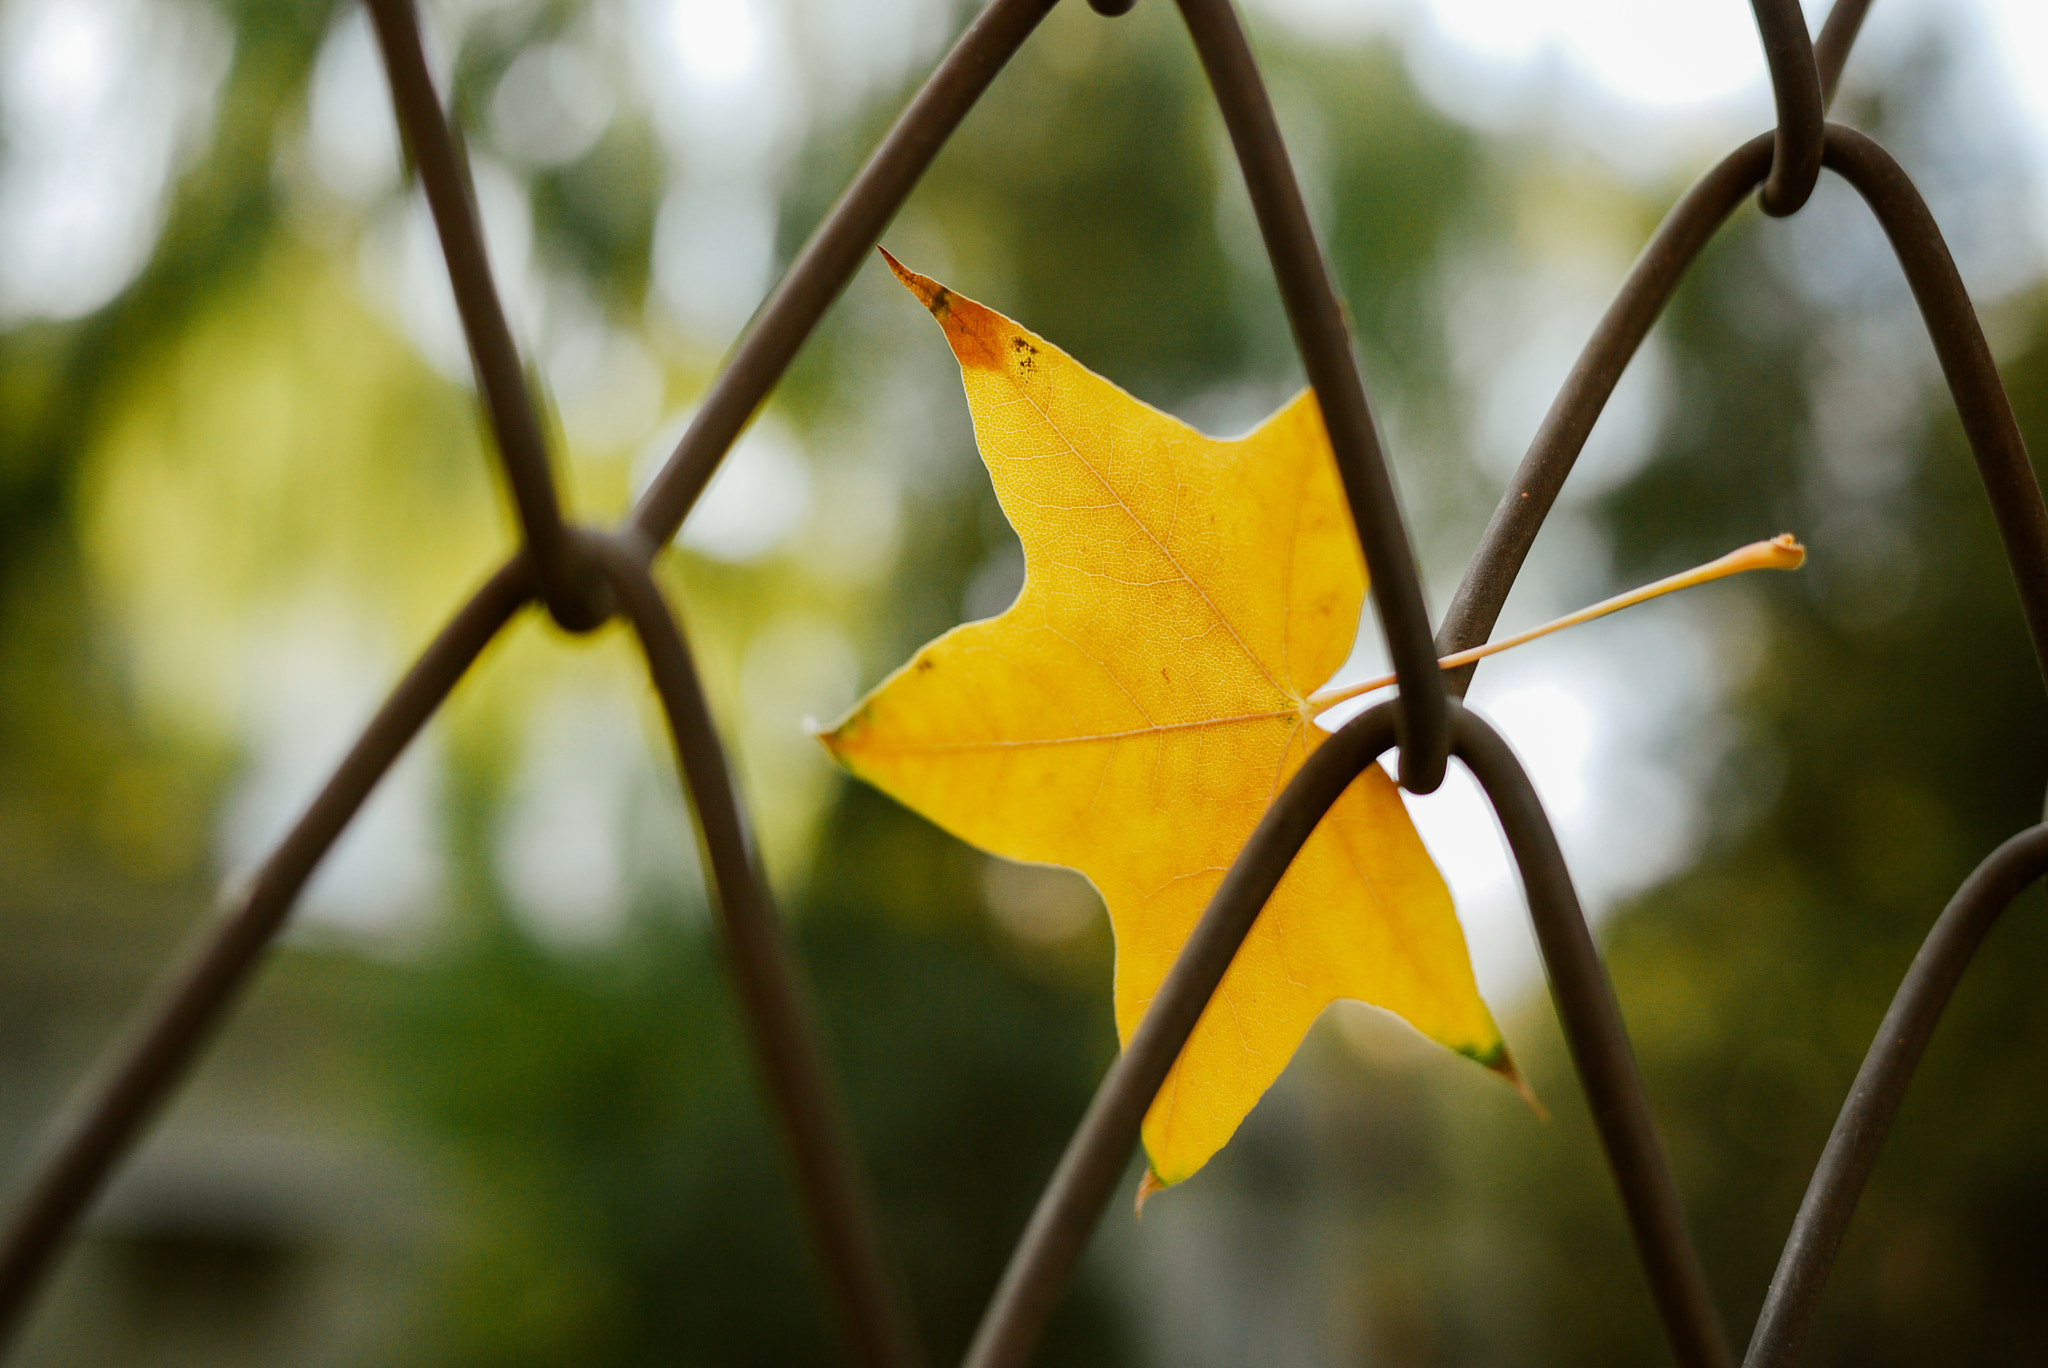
[
  {"left": 877, "top": 246, "right": 947, "bottom": 314},
  {"left": 813, "top": 708, "right": 853, "bottom": 761},
  {"left": 1490, "top": 1048, "right": 1547, "bottom": 1121},
  {"left": 1134, "top": 1167, "right": 1167, "bottom": 1217},
  {"left": 879, "top": 251, "right": 1016, "bottom": 371}
]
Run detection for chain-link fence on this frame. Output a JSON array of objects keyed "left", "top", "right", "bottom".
[{"left": 4, "top": 1, "right": 2044, "bottom": 1365}]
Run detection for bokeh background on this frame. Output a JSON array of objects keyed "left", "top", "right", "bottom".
[{"left": 3, "top": 0, "right": 2047, "bottom": 1362}]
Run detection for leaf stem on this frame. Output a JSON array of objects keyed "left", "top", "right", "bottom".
[{"left": 1307, "top": 534, "right": 1805, "bottom": 715}]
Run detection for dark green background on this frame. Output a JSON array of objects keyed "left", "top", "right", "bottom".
[{"left": 1, "top": 0, "right": 2043, "bottom": 1363}]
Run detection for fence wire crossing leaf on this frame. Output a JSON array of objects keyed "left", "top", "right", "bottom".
[{"left": 3, "top": 3, "right": 2046, "bottom": 1368}]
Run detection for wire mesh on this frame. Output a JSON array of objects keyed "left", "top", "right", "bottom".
[{"left": 3, "top": 1, "right": 2044, "bottom": 1366}]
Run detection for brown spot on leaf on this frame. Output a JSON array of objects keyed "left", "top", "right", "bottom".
[{"left": 881, "top": 247, "right": 1032, "bottom": 373}]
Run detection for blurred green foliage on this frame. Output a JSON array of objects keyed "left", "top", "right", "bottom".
[{"left": 2, "top": 0, "right": 2046, "bottom": 1365}]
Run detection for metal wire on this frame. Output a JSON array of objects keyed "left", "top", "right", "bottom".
[
  {"left": 1176, "top": 0, "right": 1451, "bottom": 793},
  {"left": 1436, "top": 131, "right": 1776, "bottom": 679},
  {"left": 1814, "top": 0, "right": 1877, "bottom": 105},
  {"left": 628, "top": 0, "right": 1062, "bottom": 550},
  {"left": 1746, "top": 0, "right": 1824, "bottom": 216},
  {"left": 361, "top": 0, "right": 604, "bottom": 632},
  {"left": 1820, "top": 124, "right": 2048, "bottom": 687},
  {"left": 960, "top": 701, "right": 1730, "bottom": 1368},
  {"left": 3, "top": 0, "right": 2044, "bottom": 1365},
  {"left": 585, "top": 530, "right": 922, "bottom": 1368},
  {"left": 0, "top": 553, "right": 533, "bottom": 1332},
  {"left": 0, "top": 0, "right": 1061, "bottom": 1347},
  {"left": 1744, "top": 824, "right": 2048, "bottom": 1368},
  {"left": 1439, "top": 0, "right": 1918, "bottom": 682}
]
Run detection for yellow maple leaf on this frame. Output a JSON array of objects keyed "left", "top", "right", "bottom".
[{"left": 819, "top": 251, "right": 1509, "bottom": 1189}]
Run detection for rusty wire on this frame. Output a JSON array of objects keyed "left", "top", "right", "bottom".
[
  {"left": 584, "top": 526, "right": 921, "bottom": 1368},
  {"left": 1744, "top": 823, "right": 2048, "bottom": 1368},
  {"left": 959, "top": 700, "right": 1728, "bottom": 1368},
  {"left": 364, "top": 0, "right": 607, "bottom": 633},
  {"left": 1177, "top": 0, "right": 1451, "bottom": 793},
  {"left": 4, "top": 0, "right": 2047, "bottom": 1366},
  {"left": 1747, "top": 0, "right": 1823, "bottom": 216}
]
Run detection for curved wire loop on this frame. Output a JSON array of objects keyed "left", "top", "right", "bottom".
[
  {"left": 362, "top": 0, "right": 605, "bottom": 631},
  {"left": 1743, "top": 825, "right": 2048, "bottom": 1368},
  {"left": 0, "top": 556, "right": 535, "bottom": 1341},
  {"left": 582, "top": 531, "right": 922, "bottom": 1368},
  {"left": 1454, "top": 711, "right": 1731, "bottom": 1368},
  {"left": 1436, "top": 132, "right": 1775, "bottom": 676},
  {"left": 1441, "top": 0, "right": 1865, "bottom": 680},
  {"left": 1175, "top": 0, "right": 1451, "bottom": 794},
  {"left": 959, "top": 700, "right": 1729, "bottom": 1368},
  {"left": 1444, "top": 122, "right": 2048, "bottom": 701},
  {"left": 959, "top": 700, "right": 1401, "bottom": 1368},
  {"left": 0, "top": 0, "right": 1055, "bottom": 1347},
  {"left": 1748, "top": 0, "right": 1825, "bottom": 216},
  {"left": 22, "top": 3, "right": 2048, "bottom": 1367}
]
